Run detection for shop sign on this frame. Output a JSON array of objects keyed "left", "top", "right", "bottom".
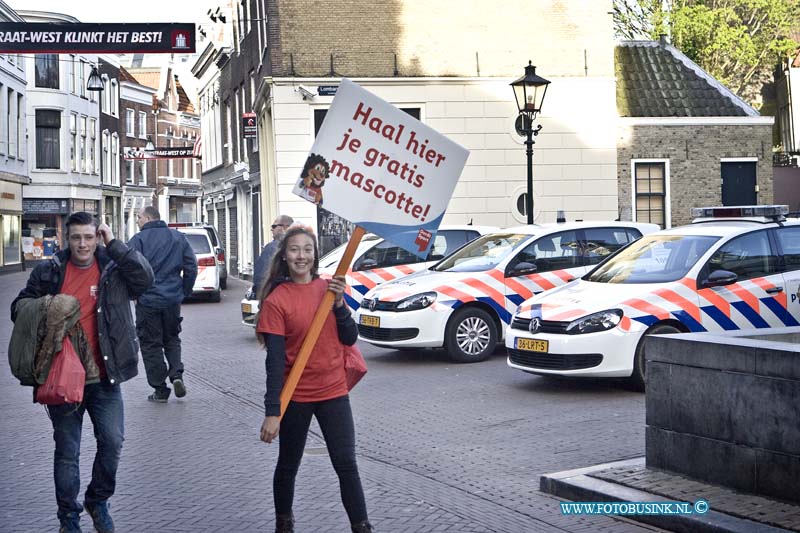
[
  {"left": 23, "top": 198, "right": 69, "bottom": 214},
  {"left": 242, "top": 112, "right": 257, "bottom": 139},
  {"left": 124, "top": 146, "right": 198, "bottom": 160},
  {"left": 0, "top": 23, "right": 195, "bottom": 54}
]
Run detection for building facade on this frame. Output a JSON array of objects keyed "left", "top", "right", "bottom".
[
  {"left": 0, "top": 0, "right": 26, "bottom": 272},
  {"left": 119, "top": 67, "right": 157, "bottom": 240},
  {"left": 18, "top": 11, "right": 101, "bottom": 262},
  {"left": 97, "top": 57, "right": 123, "bottom": 240}
]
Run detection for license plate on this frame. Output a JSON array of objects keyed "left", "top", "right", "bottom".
[
  {"left": 242, "top": 303, "right": 252, "bottom": 314},
  {"left": 515, "top": 338, "right": 548, "bottom": 352},
  {"left": 360, "top": 314, "right": 380, "bottom": 327}
]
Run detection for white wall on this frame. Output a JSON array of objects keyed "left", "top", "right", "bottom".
[{"left": 267, "top": 76, "right": 618, "bottom": 231}]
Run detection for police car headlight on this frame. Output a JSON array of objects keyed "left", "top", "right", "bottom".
[
  {"left": 395, "top": 292, "right": 437, "bottom": 311},
  {"left": 566, "top": 309, "right": 623, "bottom": 334}
]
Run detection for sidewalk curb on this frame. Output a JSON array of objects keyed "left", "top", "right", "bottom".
[{"left": 540, "top": 457, "right": 793, "bottom": 533}]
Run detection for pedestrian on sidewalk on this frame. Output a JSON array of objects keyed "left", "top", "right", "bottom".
[
  {"left": 128, "top": 206, "right": 197, "bottom": 403},
  {"left": 10, "top": 211, "right": 154, "bottom": 533},
  {"left": 257, "top": 225, "right": 374, "bottom": 533},
  {"left": 252, "top": 214, "right": 294, "bottom": 294}
]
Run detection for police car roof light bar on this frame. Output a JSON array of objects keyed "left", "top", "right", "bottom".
[{"left": 691, "top": 205, "right": 789, "bottom": 221}]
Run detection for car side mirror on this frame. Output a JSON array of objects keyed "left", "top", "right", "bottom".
[
  {"left": 355, "top": 258, "right": 378, "bottom": 271},
  {"left": 700, "top": 269, "right": 737, "bottom": 288},
  {"left": 506, "top": 261, "right": 537, "bottom": 277}
]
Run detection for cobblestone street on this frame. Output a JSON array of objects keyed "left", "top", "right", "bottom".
[{"left": 1, "top": 271, "right": 663, "bottom": 532}]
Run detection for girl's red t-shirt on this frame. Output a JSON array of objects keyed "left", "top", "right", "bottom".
[
  {"left": 61, "top": 260, "right": 106, "bottom": 378},
  {"left": 256, "top": 277, "right": 348, "bottom": 402}
]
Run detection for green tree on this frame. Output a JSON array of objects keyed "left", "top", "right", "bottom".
[{"left": 613, "top": 0, "right": 800, "bottom": 106}]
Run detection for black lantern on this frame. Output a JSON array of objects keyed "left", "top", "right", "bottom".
[
  {"left": 510, "top": 61, "right": 550, "bottom": 118},
  {"left": 511, "top": 62, "right": 550, "bottom": 225},
  {"left": 87, "top": 66, "right": 105, "bottom": 92}
]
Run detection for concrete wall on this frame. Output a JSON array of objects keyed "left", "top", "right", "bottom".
[
  {"left": 646, "top": 329, "right": 800, "bottom": 503},
  {"left": 618, "top": 122, "right": 774, "bottom": 227}
]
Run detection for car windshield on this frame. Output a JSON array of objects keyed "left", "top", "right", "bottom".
[
  {"left": 585, "top": 234, "right": 720, "bottom": 283},
  {"left": 184, "top": 234, "right": 211, "bottom": 254},
  {"left": 320, "top": 234, "right": 381, "bottom": 268},
  {"left": 432, "top": 233, "right": 530, "bottom": 272}
]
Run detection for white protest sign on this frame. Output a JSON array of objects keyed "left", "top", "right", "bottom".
[{"left": 292, "top": 79, "right": 469, "bottom": 257}]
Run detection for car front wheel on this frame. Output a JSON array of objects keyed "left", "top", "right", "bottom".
[
  {"left": 630, "top": 323, "right": 681, "bottom": 390},
  {"left": 444, "top": 307, "right": 497, "bottom": 363}
]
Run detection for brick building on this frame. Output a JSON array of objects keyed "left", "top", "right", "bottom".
[{"left": 616, "top": 39, "right": 774, "bottom": 227}]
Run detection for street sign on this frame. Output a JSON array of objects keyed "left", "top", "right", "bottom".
[
  {"left": 0, "top": 23, "right": 195, "bottom": 53},
  {"left": 242, "top": 112, "right": 257, "bottom": 139},
  {"left": 318, "top": 85, "right": 338, "bottom": 96},
  {"left": 292, "top": 78, "right": 469, "bottom": 258}
]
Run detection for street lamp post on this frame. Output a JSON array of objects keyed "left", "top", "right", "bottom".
[{"left": 511, "top": 61, "right": 550, "bottom": 225}]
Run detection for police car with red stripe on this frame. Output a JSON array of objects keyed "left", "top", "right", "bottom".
[
  {"left": 506, "top": 205, "right": 800, "bottom": 389},
  {"left": 354, "top": 221, "right": 659, "bottom": 362},
  {"left": 240, "top": 224, "right": 495, "bottom": 325}
]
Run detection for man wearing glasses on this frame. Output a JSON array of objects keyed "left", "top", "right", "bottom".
[{"left": 252, "top": 215, "right": 294, "bottom": 292}]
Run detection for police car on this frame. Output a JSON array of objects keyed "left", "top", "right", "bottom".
[
  {"left": 355, "top": 221, "right": 659, "bottom": 362},
  {"left": 506, "top": 205, "right": 800, "bottom": 389},
  {"left": 240, "top": 224, "right": 495, "bottom": 326}
]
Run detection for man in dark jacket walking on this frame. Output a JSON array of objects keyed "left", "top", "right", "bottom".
[
  {"left": 252, "top": 214, "right": 293, "bottom": 292},
  {"left": 128, "top": 206, "right": 197, "bottom": 403},
  {"left": 10, "top": 211, "right": 154, "bottom": 533}
]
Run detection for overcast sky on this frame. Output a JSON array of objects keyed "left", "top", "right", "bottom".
[{"left": 8, "top": 0, "right": 217, "bottom": 24}]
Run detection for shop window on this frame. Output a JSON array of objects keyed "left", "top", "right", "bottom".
[
  {"left": 35, "top": 109, "right": 60, "bottom": 169},
  {"left": 2, "top": 214, "right": 21, "bottom": 265},
  {"left": 34, "top": 54, "right": 58, "bottom": 89}
]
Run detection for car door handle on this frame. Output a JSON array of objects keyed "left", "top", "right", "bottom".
[{"left": 766, "top": 287, "right": 784, "bottom": 294}]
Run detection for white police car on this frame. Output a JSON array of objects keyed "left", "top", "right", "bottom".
[
  {"left": 355, "top": 221, "right": 659, "bottom": 362},
  {"left": 506, "top": 205, "right": 800, "bottom": 388},
  {"left": 240, "top": 225, "right": 495, "bottom": 326}
]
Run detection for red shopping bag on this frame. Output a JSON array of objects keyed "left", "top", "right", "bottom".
[
  {"left": 36, "top": 337, "right": 85, "bottom": 405},
  {"left": 344, "top": 344, "right": 367, "bottom": 391}
]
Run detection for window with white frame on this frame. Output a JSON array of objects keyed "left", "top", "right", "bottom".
[
  {"left": 101, "top": 75, "right": 109, "bottom": 113},
  {"left": 167, "top": 138, "right": 173, "bottom": 177},
  {"left": 35, "top": 110, "right": 60, "bottom": 169},
  {"left": 7, "top": 89, "right": 15, "bottom": 158},
  {"left": 69, "top": 55, "right": 76, "bottom": 94},
  {"left": 138, "top": 159, "right": 146, "bottom": 185},
  {"left": 126, "top": 109, "right": 135, "bottom": 136},
  {"left": 0, "top": 82, "right": 4, "bottom": 155},
  {"left": 69, "top": 113, "right": 77, "bottom": 171},
  {"left": 16, "top": 94, "right": 23, "bottom": 160},
  {"left": 79, "top": 116, "right": 87, "bottom": 172},
  {"left": 89, "top": 118, "right": 96, "bottom": 174},
  {"left": 79, "top": 60, "right": 86, "bottom": 97},
  {"left": 126, "top": 159, "right": 134, "bottom": 184},
  {"left": 102, "top": 130, "right": 109, "bottom": 178},
  {"left": 225, "top": 99, "right": 232, "bottom": 164},
  {"left": 138, "top": 111, "right": 147, "bottom": 138},
  {"left": 110, "top": 80, "right": 118, "bottom": 116},
  {"left": 34, "top": 54, "right": 58, "bottom": 89},
  {"left": 634, "top": 162, "right": 667, "bottom": 228},
  {"left": 111, "top": 133, "right": 119, "bottom": 185}
]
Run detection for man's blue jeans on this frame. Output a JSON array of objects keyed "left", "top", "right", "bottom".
[{"left": 47, "top": 381, "right": 124, "bottom": 521}]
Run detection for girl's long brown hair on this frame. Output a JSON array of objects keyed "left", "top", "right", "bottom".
[{"left": 254, "top": 224, "right": 320, "bottom": 343}]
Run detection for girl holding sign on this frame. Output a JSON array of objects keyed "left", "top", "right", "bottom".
[{"left": 256, "top": 225, "right": 373, "bottom": 533}]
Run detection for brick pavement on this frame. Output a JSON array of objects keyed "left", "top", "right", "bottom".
[{"left": 1, "top": 269, "right": 665, "bottom": 532}]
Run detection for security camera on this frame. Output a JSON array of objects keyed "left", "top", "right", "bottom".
[{"left": 297, "top": 85, "right": 316, "bottom": 100}]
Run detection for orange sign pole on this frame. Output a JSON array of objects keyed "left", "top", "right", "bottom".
[{"left": 278, "top": 225, "right": 367, "bottom": 418}]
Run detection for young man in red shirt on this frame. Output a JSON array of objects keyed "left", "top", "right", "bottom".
[{"left": 11, "top": 211, "right": 153, "bottom": 533}]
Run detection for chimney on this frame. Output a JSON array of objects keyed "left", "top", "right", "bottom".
[{"left": 659, "top": 34, "right": 668, "bottom": 47}]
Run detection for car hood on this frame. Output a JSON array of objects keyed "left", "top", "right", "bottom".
[
  {"left": 365, "top": 269, "right": 497, "bottom": 301},
  {"left": 516, "top": 279, "right": 675, "bottom": 321}
]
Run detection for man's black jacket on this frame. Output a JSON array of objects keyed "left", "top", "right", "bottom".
[{"left": 11, "top": 239, "right": 154, "bottom": 384}]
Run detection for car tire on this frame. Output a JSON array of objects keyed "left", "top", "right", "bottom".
[
  {"left": 220, "top": 277, "right": 227, "bottom": 290},
  {"left": 210, "top": 290, "right": 221, "bottom": 303},
  {"left": 444, "top": 307, "right": 497, "bottom": 363},
  {"left": 630, "top": 323, "right": 681, "bottom": 390}
]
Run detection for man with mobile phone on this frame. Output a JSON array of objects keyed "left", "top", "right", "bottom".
[{"left": 10, "top": 211, "right": 154, "bottom": 533}]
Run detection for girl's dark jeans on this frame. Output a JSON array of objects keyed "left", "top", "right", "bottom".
[{"left": 274, "top": 394, "right": 368, "bottom": 523}]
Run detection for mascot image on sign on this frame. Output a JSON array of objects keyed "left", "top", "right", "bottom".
[{"left": 296, "top": 153, "right": 330, "bottom": 205}]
